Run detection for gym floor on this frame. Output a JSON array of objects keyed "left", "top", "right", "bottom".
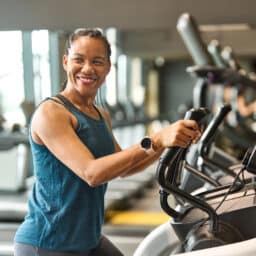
[{"left": 103, "top": 181, "right": 170, "bottom": 256}]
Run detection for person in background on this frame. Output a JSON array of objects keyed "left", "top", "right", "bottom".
[
  {"left": 223, "top": 86, "right": 256, "bottom": 118},
  {"left": 14, "top": 28, "right": 201, "bottom": 256}
]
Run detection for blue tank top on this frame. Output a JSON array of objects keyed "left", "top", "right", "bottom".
[{"left": 14, "top": 94, "right": 115, "bottom": 252}]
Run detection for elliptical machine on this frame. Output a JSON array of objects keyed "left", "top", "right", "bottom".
[
  {"left": 177, "top": 12, "right": 256, "bottom": 159},
  {"left": 180, "top": 104, "right": 244, "bottom": 193},
  {"left": 176, "top": 12, "right": 256, "bottom": 193},
  {"left": 134, "top": 107, "right": 256, "bottom": 256}
]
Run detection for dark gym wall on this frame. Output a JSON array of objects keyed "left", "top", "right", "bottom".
[{"left": 159, "top": 59, "right": 195, "bottom": 121}]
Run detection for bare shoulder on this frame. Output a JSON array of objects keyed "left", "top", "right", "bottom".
[
  {"left": 33, "top": 99, "right": 65, "bottom": 122},
  {"left": 31, "top": 98, "right": 76, "bottom": 133}
]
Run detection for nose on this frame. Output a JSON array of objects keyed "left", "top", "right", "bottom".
[{"left": 81, "top": 61, "right": 95, "bottom": 73}]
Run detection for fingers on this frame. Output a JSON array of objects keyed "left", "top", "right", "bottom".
[
  {"left": 177, "top": 120, "right": 201, "bottom": 138},
  {"left": 162, "top": 120, "right": 202, "bottom": 148},
  {"left": 172, "top": 131, "right": 198, "bottom": 148},
  {"left": 171, "top": 133, "right": 192, "bottom": 148},
  {"left": 181, "top": 126, "right": 200, "bottom": 139},
  {"left": 183, "top": 120, "right": 199, "bottom": 130}
]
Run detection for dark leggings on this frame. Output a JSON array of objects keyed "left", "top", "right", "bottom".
[{"left": 14, "top": 236, "right": 124, "bottom": 256}]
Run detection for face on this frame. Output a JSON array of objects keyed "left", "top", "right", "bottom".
[{"left": 63, "top": 36, "right": 110, "bottom": 97}]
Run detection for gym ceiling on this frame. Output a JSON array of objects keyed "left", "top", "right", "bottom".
[{"left": 2, "top": 0, "right": 256, "bottom": 58}]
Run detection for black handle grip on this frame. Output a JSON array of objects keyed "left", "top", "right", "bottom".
[
  {"left": 198, "top": 104, "right": 231, "bottom": 153},
  {"left": 156, "top": 107, "right": 219, "bottom": 230},
  {"left": 184, "top": 107, "right": 210, "bottom": 125}
]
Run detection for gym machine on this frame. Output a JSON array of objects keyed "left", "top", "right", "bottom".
[{"left": 134, "top": 107, "right": 256, "bottom": 256}]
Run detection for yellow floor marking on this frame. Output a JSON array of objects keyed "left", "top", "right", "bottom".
[{"left": 106, "top": 210, "right": 170, "bottom": 226}]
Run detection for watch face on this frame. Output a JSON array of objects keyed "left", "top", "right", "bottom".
[{"left": 141, "top": 137, "right": 152, "bottom": 149}]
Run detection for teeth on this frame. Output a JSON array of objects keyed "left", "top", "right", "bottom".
[{"left": 79, "top": 77, "right": 94, "bottom": 82}]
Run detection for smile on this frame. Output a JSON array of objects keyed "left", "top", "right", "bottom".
[{"left": 77, "top": 76, "right": 97, "bottom": 86}]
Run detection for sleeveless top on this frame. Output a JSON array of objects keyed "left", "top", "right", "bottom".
[{"left": 14, "top": 94, "right": 115, "bottom": 252}]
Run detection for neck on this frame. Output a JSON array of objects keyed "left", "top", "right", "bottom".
[{"left": 61, "top": 90, "right": 96, "bottom": 108}]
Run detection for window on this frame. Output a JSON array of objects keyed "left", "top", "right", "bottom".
[
  {"left": 32, "top": 30, "right": 51, "bottom": 104},
  {"left": 0, "top": 31, "right": 25, "bottom": 128}
]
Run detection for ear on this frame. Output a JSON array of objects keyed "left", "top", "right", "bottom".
[{"left": 63, "top": 55, "right": 68, "bottom": 71}]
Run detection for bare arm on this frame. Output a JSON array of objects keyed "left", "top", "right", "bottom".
[
  {"left": 31, "top": 101, "right": 200, "bottom": 187},
  {"left": 97, "top": 108, "right": 163, "bottom": 176},
  {"left": 100, "top": 109, "right": 201, "bottom": 177}
]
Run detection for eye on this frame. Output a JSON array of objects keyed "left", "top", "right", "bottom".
[
  {"left": 93, "top": 58, "right": 106, "bottom": 66},
  {"left": 72, "top": 57, "right": 84, "bottom": 63}
]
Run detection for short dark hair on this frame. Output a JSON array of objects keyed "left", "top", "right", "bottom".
[{"left": 64, "top": 28, "right": 111, "bottom": 61}]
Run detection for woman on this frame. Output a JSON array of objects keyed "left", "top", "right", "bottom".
[{"left": 14, "top": 28, "right": 201, "bottom": 256}]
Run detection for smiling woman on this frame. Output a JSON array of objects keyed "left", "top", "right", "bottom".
[
  {"left": 63, "top": 31, "right": 111, "bottom": 99},
  {"left": 13, "top": 28, "right": 201, "bottom": 256}
]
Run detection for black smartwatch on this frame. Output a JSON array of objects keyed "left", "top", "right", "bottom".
[{"left": 140, "top": 136, "right": 156, "bottom": 155}]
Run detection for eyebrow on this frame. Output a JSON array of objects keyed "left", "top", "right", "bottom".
[
  {"left": 94, "top": 56, "right": 107, "bottom": 60},
  {"left": 70, "top": 53, "right": 84, "bottom": 57},
  {"left": 71, "top": 53, "right": 107, "bottom": 59}
]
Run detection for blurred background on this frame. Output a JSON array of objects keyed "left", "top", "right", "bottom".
[{"left": 1, "top": 1, "right": 256, "bottom": 255}]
